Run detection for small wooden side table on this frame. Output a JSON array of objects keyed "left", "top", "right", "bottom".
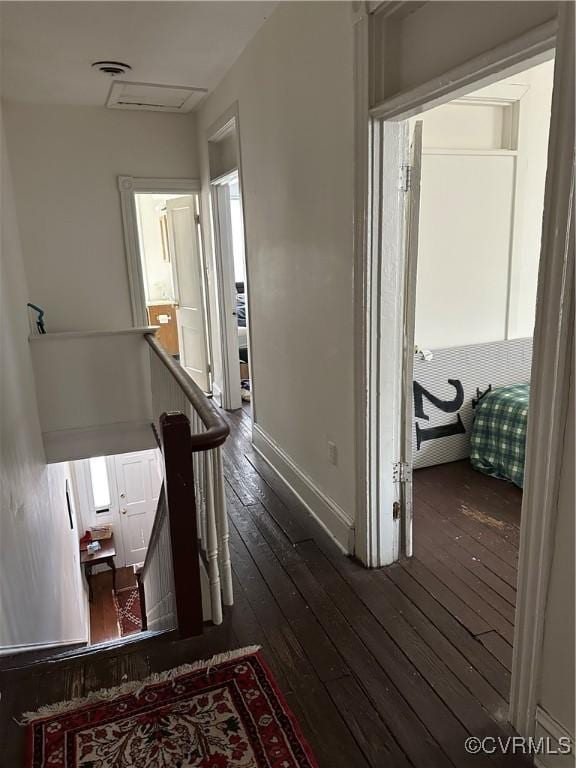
[{"left": 80, "top": 534, "right": 117, "bottom": 603}]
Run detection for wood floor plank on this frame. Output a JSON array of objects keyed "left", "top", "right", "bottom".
[
  {"left": 227, "top": 502, "right": 349, "bottom": 683},
  {"left": 367, "top": 569, "right": 510, "bottom": 721},
  {"left": 400, "top": 557, "right": 493, "bottom": 636},
  {"left": 414, "top": 485, "right": 519, "bottom": 564},
  {"left": 326, "top": 675, "right": 413, "bottom": 768},
  {"left": 415, "top": 503, "right": 517, "bottom": 606},
  {"left": 297, "top": 540, "right": 489, "bottom": 768},
  {"left": 246, "top": 501, "right": 451, "bottom": 768},
  {"left": 478, "top": 632, "right": 514, "bottom": 671},
  {"left": 415, "top": 532, "right": 516, "bottom": 621},
  {"left": 386, "top": 563, "right": 512, "bottom": 700},
  {"left": 417, "top": 497, "right": 518, "bottom": 577},
  {"left": 226, "top": 525, "right": 370, "bottom": 768},
  {"left": 414, "top": 461, "right": 522, "bottom": 534},
  {"left": 414, "top": 540, "right": 516, "bottom": 643},
  {"left": 415, "top": 501, "right": 518, "bottom": 589}
]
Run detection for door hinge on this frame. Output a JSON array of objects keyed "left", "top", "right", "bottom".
[
  {"left": 400, "top": 164, "right": 412, "bottom": 192},
  {"left": 393, "top": 461, "right": 412, "bottom": 483}
]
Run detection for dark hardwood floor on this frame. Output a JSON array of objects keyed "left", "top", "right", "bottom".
[{"left": 0, "top": 403, "right": 526, "bottom": 767}]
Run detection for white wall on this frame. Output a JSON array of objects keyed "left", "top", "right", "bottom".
[
  {"left": 373, "top": 1, "right": 557, "bottom": 103},
  {"left": 29, "top": 330, "right": 156, "bottom": 462},
  {"left": 3, "top": 103, "right": 199, "bottom": 331},
  {"left": 507, "top": 60, "right": 555, "bottom": 339},
  {"left": 0, "top": 106, "right": 86, "bottom": 651},
  {"left": 414, "top": 60, "right": 553, "bottom": 350},
  {"left": 197, "top": 2, "right": 356, "bottom": 532}
]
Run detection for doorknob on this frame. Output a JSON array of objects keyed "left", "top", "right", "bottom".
[{"left": 121, "top": 508, "right": 127, "bottom": 515}]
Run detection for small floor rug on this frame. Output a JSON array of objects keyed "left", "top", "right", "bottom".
[
  {"left": 113, "top": 586, "right": 142, "bottom": 636},
  {"left": 23, "top": 646, "right": 318, "bottom": 768}
]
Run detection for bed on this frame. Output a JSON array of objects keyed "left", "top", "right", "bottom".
[{"left": 470, "top": 383, "right": 530, "bottom": 488}]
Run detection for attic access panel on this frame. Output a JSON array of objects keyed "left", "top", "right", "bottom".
[{"left": 107, "top": 81, "right": 207, "bottom": 113}]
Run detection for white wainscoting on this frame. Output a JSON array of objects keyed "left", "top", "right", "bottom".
[
  {"left": 252, "top": 424, "right": 355, "bottom": 553},
  {"left": 533, "top": 706, "right": 574, "bottom": 768}
]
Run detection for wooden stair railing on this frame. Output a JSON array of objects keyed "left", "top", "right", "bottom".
[{"left": 139, "top": 332, "right": 232, "bottom": 637}]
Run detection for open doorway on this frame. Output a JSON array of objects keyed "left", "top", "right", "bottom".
[
  {"left": 119, "top": 178, "right": 212, "bottom": 394},
  {"left": 207, "top": 109, "right": 253, "bottom": 415},
  {"left": 72, "top": 449, "right": 162, "bottom": 645},
  {"left": 370, "top": 53, "right": 556, "bottom": 690},
  {"left": 211, "top": 171, "right": 251, "bottom": 409},
  {"left": 404, "top": 58, "right": 554, "bottom": 563}
]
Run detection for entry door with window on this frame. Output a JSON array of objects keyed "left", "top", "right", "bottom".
[
  {"left": 114, "top": 451, "right": 161, "bottom": 567},
  {"left": 166, "top": 195, "right": 211, "bottom": 392}
]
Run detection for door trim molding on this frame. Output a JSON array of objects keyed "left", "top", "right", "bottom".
[
  {"left": 509, "top": 2, "right": 574, "bottom": 737},
  {"left": 370, "top": 19, "right": 557, "bottom": 121},
  {"left": 205, "top": 103, "right": 255, "bottom": 417},
  {"left": 360, "top": 0, "right": 573, "bottom": 741},
  {"left": 209, "top": 179, "right": 242, "bottom": 410},
  {"left": 353, "top": 7, "right": 404, "bottom": 566},
  {"left": 117, "top": 176, "right": 201, "bottom": 328}
]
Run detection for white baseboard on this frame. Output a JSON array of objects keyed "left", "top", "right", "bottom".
[
  {"left": 534, "top": 706, "right": 575, "bottom": 767},
  {"left": 252, "top": 424, "right": 355, "bottom": 553},
  {"left": 43, "top": 420, "right": 157, "bottom": 463},
  {"left": 0, "top": 638, "right": 87, "bottom": 658}
]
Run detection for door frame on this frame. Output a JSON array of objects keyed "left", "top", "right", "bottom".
[
  {"left": 358, "top": 3, "right": 573, "bottom": 736},
  {"left": 118, "top": 176, "right": 214, "bottom": 391},
  {"left": 205, "top": 104, "right": 255, "bottom": 415},
  {"left": 210, "top": 170, "right": 244, "bottom": 411},
  {"left": 354, "top": 9, "right": 558, "bottom": 569}
]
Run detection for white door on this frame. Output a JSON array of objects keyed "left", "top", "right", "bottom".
[
  {"left": 166, "top": 195, "right": 211, "bottom": 392},
  {"left": 400, "top": 120, "right": 423, "bottom": 558},
  {"left": 115, "top": 451, "right": 161, "bottom": 567},
  {"left": 212, "top": 182, "right": 243, "bottom": 410}
]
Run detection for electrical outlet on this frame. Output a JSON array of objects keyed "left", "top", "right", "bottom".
[{"left": 328, "top": 441, "right": 338, "bottom": 466}]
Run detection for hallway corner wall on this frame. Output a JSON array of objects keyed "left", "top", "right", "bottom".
[
  {"left": 0, "top": 95, "right": 87, "bottom": 651},
  {"left": 196, "top": 1, "right": 357, "bottom": 546}
]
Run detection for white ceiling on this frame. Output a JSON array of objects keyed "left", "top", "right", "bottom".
[{"left": 1, "top": 2, "right": 277, "bottom": 107}]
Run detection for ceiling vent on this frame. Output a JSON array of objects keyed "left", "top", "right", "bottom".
[
  {"left": 106, "top": 81, "right": 207, "bottom": 113},
  {"left": 92, "top": 61, "right": 132, "bottom": 76}
]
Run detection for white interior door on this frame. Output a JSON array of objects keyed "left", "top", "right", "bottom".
[
  {"left": 212, "top": 182, "right": 243, "bottom": 410},
  {"left": 400, "top": 120, "right": 423, "bottom": 558},
  {"left": 167, "top": 195, "right": 211, "bottom": 392},
  {"left": 115, "top": 451, "right": 161, "bottom": 567}
]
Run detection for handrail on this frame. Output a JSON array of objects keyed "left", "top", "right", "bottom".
[
  {"left": 141, "top": 412, "right": 204, "bottom": 637},
  {"left": 145, "top": 332, "right": 229, "bottom": 452},
  {"left": 143, "top": 483, "right": 167, "bottom": 575}
]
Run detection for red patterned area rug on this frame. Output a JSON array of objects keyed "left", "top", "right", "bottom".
[
  {"left": 23, "top": 646, "right": 318, "bottom": 768},
  {"left": 113, "top": 586, "right": 142, "bottom": 636}
]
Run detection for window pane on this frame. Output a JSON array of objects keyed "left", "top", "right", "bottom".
[{"left": 89, "top": 457, "right": 110, "bottom": 510}]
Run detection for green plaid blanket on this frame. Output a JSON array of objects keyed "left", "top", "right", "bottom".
[{"left": 470, "top": 383, "right": 530, "bottom": 488}]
